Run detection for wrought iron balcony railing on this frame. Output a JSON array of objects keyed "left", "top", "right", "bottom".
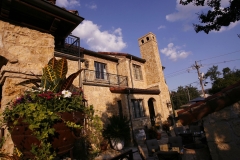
[
  {"left": 55, "top": 34, "right": 80, "bottom": 57},
  {"left": 82, "top": 69, "right": 128, "bottom": 87}
]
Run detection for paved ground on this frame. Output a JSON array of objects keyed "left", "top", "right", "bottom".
[{"left": 95, "top": 131, "right": 169, "bottom": 160}]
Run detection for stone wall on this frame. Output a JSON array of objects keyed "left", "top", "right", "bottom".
[
  {"left": 203, "top": 101, "right": 240, "bottom": 160},
  {"left": 0, "top": 20, "right": 54, "bottom": 153}
]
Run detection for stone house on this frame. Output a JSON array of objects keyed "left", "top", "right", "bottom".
[
  {"left": 0, "top": 0, "right": 172, "bottom": 152},
  {"left": 73, "top": 32, "right": 172, "bottom": 129}
]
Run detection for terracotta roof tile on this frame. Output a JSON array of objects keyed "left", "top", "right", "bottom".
[{"left": 177, "top": 80, "right": 240, "bottom": 125}]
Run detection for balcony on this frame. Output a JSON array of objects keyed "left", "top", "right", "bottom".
[
  {"left": 82, "top": 69, "right": 128, "bottom": 87},
  {"left": 55, "top": 35, "right": 81, "bottom": 58}
]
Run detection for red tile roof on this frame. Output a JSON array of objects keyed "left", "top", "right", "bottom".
[
  {"left": 177, "top": 80, "right": 240, "bottom": 125},
  {"left": 98, "top": 52, "right": 146, "bottom": 63}
]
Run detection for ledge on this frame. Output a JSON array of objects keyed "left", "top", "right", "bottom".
[{"left": 110, "top": 87, "right": 160, "bottom": 95}]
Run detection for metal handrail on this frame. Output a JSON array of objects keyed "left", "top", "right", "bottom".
[{"left": 82, "top": 69, "right": 128, "bottom": 87}]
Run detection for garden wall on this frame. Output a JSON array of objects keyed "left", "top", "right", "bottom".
[{"left": 203, "top": 101, "right": 240, "bottom": 160}]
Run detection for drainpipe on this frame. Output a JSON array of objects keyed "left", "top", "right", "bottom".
[
  {"left": 78, "top": 38, "right": 82, "bottom": 88},
  {"left": 116, "top": 61, "right": 119, "bottom": 86},
  {"left": 128, "top": 56, "right": 134, "bottom": 88},
  {"left": 127, "top": 89, "right": 135, "bottom": 145}
]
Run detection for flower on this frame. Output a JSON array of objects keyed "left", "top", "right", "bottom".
[{"left": 61, "top": 90, "right": 72, "bottom": 98}]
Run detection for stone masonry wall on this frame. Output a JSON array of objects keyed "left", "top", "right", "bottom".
[
  {"left": 138, "top": 33, "right": 171, "bottom": 121},
  {"left": 0, "top": 20, "right": 54, "bottom": 153},
  {"left": 203, "top": 101, "right": 240, "bottom": 160}
]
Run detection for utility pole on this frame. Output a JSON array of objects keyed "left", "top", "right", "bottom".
[{"left": 194, "top": 61, "right": 206, "bottom": 98}]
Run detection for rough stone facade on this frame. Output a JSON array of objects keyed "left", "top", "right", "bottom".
[
  {"left": 77, "top": 32, "right": 172, "bottom": 130},
  {"left": 203, "top": 101, "right": 240, "bottom": 160},
  {"left": 0, "top": 20, "right": 54, "bottom": 153},
  {"left": 138, "top": 33, "right": 171, "bottom": 120},
  {"left": 0, "top": 20, "right": 171, "bottom": 153}
]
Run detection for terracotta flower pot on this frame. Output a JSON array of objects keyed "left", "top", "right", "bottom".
[
  {"left": 8, "top": 111, "right": 84, "bottom": 159},
  {"left": 100, "top": 141, "right": 108, "bottom": 151},
  {"left": 156, "top": 132, "right": 161, "bottom": 140}
]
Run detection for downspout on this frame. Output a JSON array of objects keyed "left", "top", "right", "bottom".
[
  {"left": 116, "top": 61, "right": 119, "bottom": 86},
  {"left": 127, "top": 89, "right": 135, "bottom": 144},
  {"left": 129, "top": 56, "right": 134, "bottom": 88},
  {"left": 78, "top": 38, "right": 82, "bottom": 88}
]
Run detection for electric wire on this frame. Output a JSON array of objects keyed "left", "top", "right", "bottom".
[
  {"left": 201, "top": 58, "right": 240, "bottom": 67},
  {"left": 197, "top": 50, "right": 240, "bottom": 62}
]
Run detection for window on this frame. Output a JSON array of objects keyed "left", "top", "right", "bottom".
[
  {"left": 131, "top": 99, "right": 145, "bottom": 118},
  {"left": 133, "top": 64, "right": 143, "bottom": 80},
  {"left": 94, "top": 61, "right": 106, "bottom": 79}
]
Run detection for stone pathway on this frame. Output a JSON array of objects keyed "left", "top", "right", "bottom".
[{"left": 95, "top": 131, "right": 169, "bottom": 160}]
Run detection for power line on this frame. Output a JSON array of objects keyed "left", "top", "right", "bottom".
[
  {"left": 170, "top": 80, "right": 199, "bottom": 91},
  {"left": 202, "top": 58, "right": 240, "bottom": 67},
  {"left": 165, "top": 58, "right": 240, "bottom": 79},
  {"left": 165, "top": 67, "right": 190, "bottom": 76},
  {"left": 165, "top": 70, "right": 189, "bottom": 78},
  {"left": 197, "top": 50, "right": 240, "bottom": 62}
]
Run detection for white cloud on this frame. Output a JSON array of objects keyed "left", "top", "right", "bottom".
[
  {"left": 158, "top": 25, "right": 166, "bottom": 29},
  {"left": 166, "top": 0, "right": 207, "bottom": 22},
  {"left": 183, "top": 24, "right": 193, "bottom": 31},
  {"left": 56, "top": 0, "right": 80, "bottom": 8},
  {"left": 213, "top": 21, "right": 240, "bottom": 33},
  {"left": 167, "top": 0, "right": 238, "bottom": 32},
  {"left": 86, "top": 3, "right": 97, "bottom": 9},
  {"left": 72, "top": 20, "right": 127, "bottom": 52},
  {"left": 160, "top": 43, "right": 191, "bottom": 61}
]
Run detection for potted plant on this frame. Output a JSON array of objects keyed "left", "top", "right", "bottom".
[
  {"left": 103, "top": 115, "right": 130, "bottom": 151},
  {"left": 3, "top": 57, "right": 89, "bottom": 159},
  {"left": 162, "top": 121, "right": 171, "bottom": 136}
]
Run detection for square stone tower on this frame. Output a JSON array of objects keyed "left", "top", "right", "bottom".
[{"left": 138, "top": 32, "right": 172, "bottom": 117}]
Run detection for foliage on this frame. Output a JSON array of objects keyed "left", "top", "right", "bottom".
[
  {"left": 3, "top": 57, "right": 85, "bottom": 159},
  {"left": 73, "top": 113, "right": 104, "bottom": 160},
  {"left": 171, "top": 85, "right": 200, "bottom": 109},
  {"left": 103, "top": 115, "right": 130, "bottom": 141},
  {"left": 205, "top": 65, "right": 221, "bottom": 81},
  {"left": 205, "top": 66, "right": 240, "bottom": 94},
  {"left": 180, "top": 0, "right": 240, "bottom": 34}
]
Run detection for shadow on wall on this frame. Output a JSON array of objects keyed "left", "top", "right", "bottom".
[
  {"left": 202, "top": 105, "right": 240, "bottom": 160},
  {"left": 0, "top": 56, "right": 8, "bottom": 70}
]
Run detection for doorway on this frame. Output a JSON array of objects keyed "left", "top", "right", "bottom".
[{"left": 148, "top": 98, "right": 156, "bottom": 126}]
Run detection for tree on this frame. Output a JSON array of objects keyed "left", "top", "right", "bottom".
[
  {"left": 180, "top": 0, "right": 240, "bottom": 34},
  {"left": 204, "top": 65, "right": 221, "bottom": 81},
  {"left": 205, "top": 66, "right": 240, "bottom": 94},
  {"left": 171, "top": 85, "right": 200, "bottom": 109}
]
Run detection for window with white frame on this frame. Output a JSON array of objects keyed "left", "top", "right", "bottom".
[
  {"left": 131, "top": 99, "right": 145, "bottom": 118},
  {"left": 133, "top": 64, "right": 143, "bottom": 80},
  {"left": 94, "top": 61, "right": 106, "bottom": 79}
]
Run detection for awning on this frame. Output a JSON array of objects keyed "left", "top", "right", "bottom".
[{"left": 110, "top": 87, "right": 160, "bottom": 95}]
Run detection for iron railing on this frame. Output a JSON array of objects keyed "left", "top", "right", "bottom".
[
  {"left": 83, "top": 69, "right": 128, "bottom": 87},
  {"left": 55, "top": 34, "right": 80, "bottom": 57}
]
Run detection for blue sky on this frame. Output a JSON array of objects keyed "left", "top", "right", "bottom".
[{"left": 56, "top": 0, "right": 240, "bottom": 92}]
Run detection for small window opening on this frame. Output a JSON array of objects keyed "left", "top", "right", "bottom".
[
  {"left": 152, "top": 36, "right": 155, "bottom": 39},
  {"left": 146, "top": 37, "right": 149, "bottom": 41},
  {"left": 141, "top": 40, "right": 144, "bottom": 44}
]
